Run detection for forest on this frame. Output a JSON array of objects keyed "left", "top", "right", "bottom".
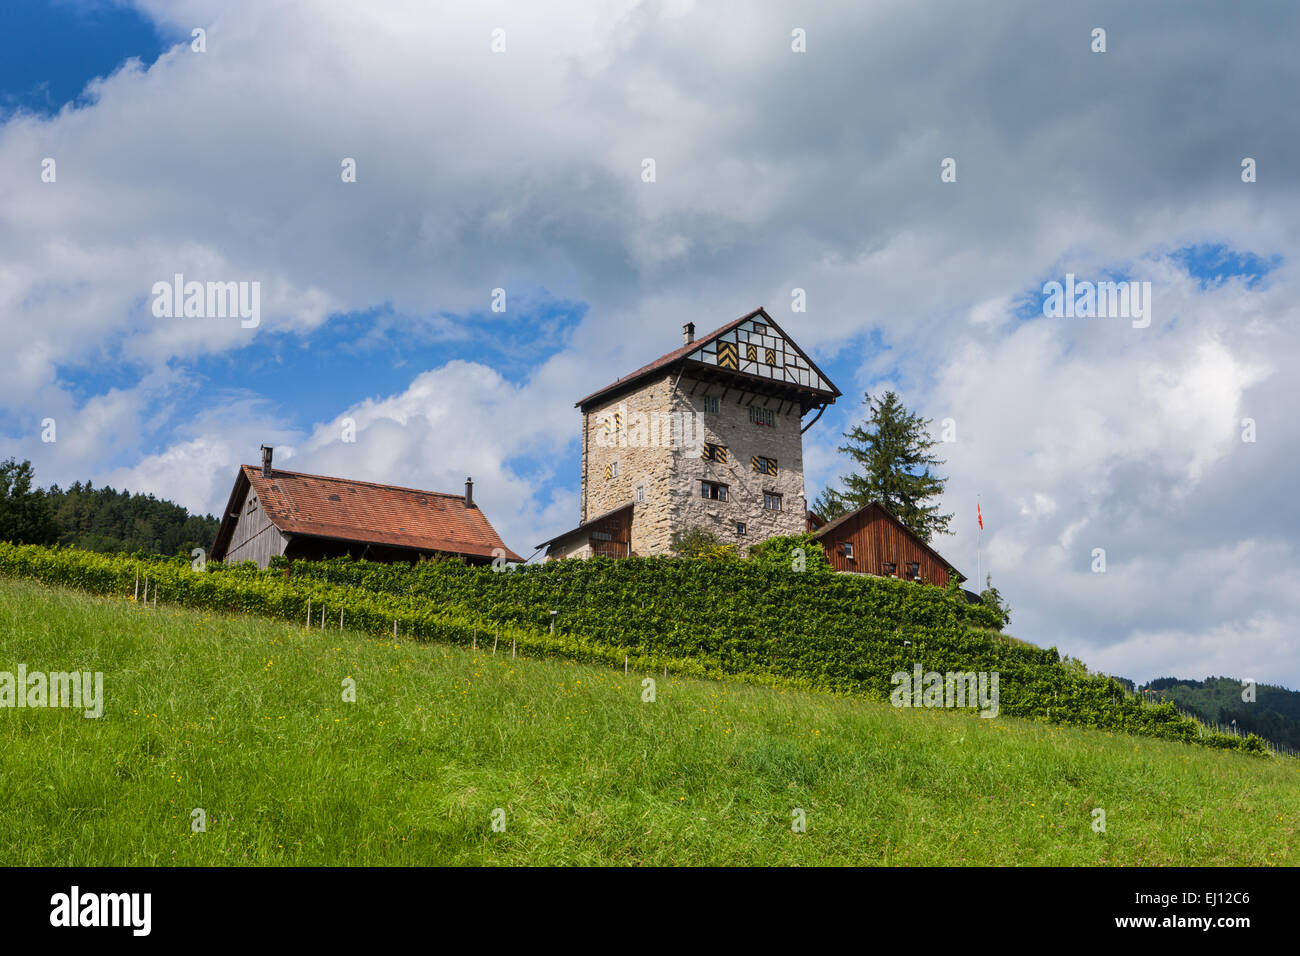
[{"left": 0, "top": 458, "right": 218, "bottom": 557}]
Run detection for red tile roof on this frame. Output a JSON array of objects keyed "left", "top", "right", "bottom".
[{"left": 211, "top": 465, "right": 523, "bottom": 563}]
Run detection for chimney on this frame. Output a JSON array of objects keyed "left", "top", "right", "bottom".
[
  {"left": 465, "top": 477, "right": 475, "bottom": 508},
  {"left": 682, "top": 322, "right": 695, "bottom": 345},
  {"left": 260, "top": 445, "right": 273, "bottom": 478}
]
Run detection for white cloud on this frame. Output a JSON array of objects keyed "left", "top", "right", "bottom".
[{"left": 1, "top": 0, "right": 1298, "bottom": 686}]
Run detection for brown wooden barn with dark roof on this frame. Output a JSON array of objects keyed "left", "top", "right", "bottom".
[
  {"left": 209, "top": 446, "right": 523, "bottom": 568},
  {"left": 809, "top": 501, "right": 965, "bottom": 587}
]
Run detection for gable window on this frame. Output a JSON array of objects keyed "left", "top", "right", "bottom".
[
  {"left": 736, "top": 522, "right": 747, "bottom": 536},
  {"left": 748, "top": 406, "right": 775, "bottom": 427},
  {"left": 701, "top": 395, "right": 719, "bottom": 414},
  {"left": 246, "top": 494, "right": 258, "bottom": 515},
  {"left": 883, "top": 562, "right": 897, "bottom": 577},
  {"left": 702, "top": 442, "right": 728, "bottom": 463},
  {"left": 762, "top": 492, "right": 783, "bottom": 511},
  {"left": 700, "top": 481, "right": 729, "bottom": 502},
  {"left": 753, "top": 323, "right": 767, "bottom": 335},
  {"left": 843, "top": 542, "right": 855, "bottom": 561},
  {"left": 752, "top": 456, "right": 777, "bottom": 476},
  {"left": 634, "top": 482, "right": 646, "bottom": 503}
]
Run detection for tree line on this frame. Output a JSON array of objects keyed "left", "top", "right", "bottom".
[{"left": 0, "top": 458, "right": 218, "bottom": 557}]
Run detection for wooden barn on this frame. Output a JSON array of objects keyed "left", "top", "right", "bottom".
[
  {"left": 535, "top": 502, "right": 635, "bottom": 560},
  {"left": 809, "top": 501, "right": 964, "bottom": 587},
  {"left": 209, "top": 446, "right": 523, "bottom": 568}
]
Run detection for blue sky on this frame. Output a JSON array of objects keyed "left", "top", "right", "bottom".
[
  {"left": 0, "top": 0, "right": 170, "bottom": 117},
  {"left": 2, "top": 0, "right": 1297, "bottom": 689}
]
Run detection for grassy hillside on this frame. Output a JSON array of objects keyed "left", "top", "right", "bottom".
[
  {"left": 0, "top": 541, "right": 1274, "bottom": 755},
  {"left": 0, "top": 577, "right": 1295, "bottom": 866}
]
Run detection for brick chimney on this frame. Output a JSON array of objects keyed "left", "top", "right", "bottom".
[
  {"left": 465, "top": 477, "right": 475, "bottom": 508},
  {"left": 683, "top": 322, "right": 695, "bottom": 345},
  {"left": 260, "top": 445, "right": 273, "bottom": 477}
]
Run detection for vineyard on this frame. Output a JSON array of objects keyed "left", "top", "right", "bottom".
[{"left": 0, "top": 540, "right": 1273, "bottom": 756}]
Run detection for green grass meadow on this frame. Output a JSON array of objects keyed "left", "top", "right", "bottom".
[{"left": 0, "top": 577, "right": 1295, "bottom": 866}]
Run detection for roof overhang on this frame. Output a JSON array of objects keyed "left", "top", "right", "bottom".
[
  {"left": 811, "top": 501, "right": 966, "bottom": 582},
  {"left": 535, "top": 501, "right": 635, "bottom": 551}
]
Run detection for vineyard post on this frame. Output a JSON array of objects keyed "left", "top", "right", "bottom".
[
  {"left": 134, "top": 570, "right": 139, "bottom": 603},
  {"left": 624, "top": 655, "right": 628, "bottom": 674},
  {"left": 493, "top": 632, "right": 498, "bottom": 655},
  {"left": 511, "top": 638, "right": 516, "bottom": 659},
  {"left": 393, "top": 620, "right": 397, "bottom": 639},
  {"left": 340, "top": 608, "right": 344, "bottom": 630},
  {"left": 143, "top": 576, "right": 148, "bottom": 605},
  {"left": 153, "top": 590, "right": 157, "bottom": 609},
  {"left": 473, "top": 627, "right": 477, "bottom": 650},
  {"left": 307, "top": 598, "right": 311, "bottom": 629},
  {"left": 549, "top": 610, "right": 557, "bottom": 634}
]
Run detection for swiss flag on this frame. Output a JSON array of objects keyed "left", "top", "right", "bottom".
[{"left": 977, "top": 503, "right": 983, "bottom": 530}]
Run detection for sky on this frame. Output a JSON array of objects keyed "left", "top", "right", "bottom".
[{"left": 1, "top": 0, "right": 1296, "bottom": 689}]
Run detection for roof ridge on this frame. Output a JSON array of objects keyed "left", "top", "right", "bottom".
[
  {"left": 574, "top": 307, "right": 766, "bottom": 408},
  {"left": 242, "top": 464, "right": 467, "bottom": 500}
]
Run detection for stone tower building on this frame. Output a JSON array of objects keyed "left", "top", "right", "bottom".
[{"left": 538, "top": 308, "right": 840, "bottom": 559}]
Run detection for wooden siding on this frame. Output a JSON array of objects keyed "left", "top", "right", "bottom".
[
  {"left": 224, "top": 486, "right": 288, "bottom": 568},
  {"left": 588, "top": 506, "right": 632, "bottom": 558},
  {"left": 817, "top": 503, "right": 955, "bottom": 586}
]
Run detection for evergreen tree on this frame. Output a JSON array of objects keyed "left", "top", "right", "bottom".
[
  {"left": 0, "top": 458, "right": 60, "bottom": 545},
  {"left": 814, "top": 391, "right": 952, "bottom": 541},
  {"left": 978, "top": 574, "right": 1012, "bottom": 630},
  {"left": 42, "top": 478, "right": 218, "bottom": 555}
]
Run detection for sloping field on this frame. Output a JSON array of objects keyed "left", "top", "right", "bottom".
[{"left": 0, "top": 578, "right": 1295, "bottom": 866}]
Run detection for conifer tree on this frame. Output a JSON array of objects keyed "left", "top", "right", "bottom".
[{"left": 813, "top": 391, "right": 952, "bottom": 542}]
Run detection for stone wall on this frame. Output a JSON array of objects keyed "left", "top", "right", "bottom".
[
  {"left": 668, "top": 375, "right": 807, "bottom": 552},
  {"left": 578, "top": 372, "right": 808, "bottom": 556}
]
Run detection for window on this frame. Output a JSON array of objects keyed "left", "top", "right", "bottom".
[
  {"left": 843, "top": 542, "right": 855, "bottom": 561},
  {"left": 748, "top": 406, "right": 775, "bottom": 427},
  {"left": 700, "top": 481, "right": 729, "bottom": 502},
  {"left": 604, "top": 460, "right": 620, "bottom": 480},
  {"left": 752, "top": 456, "right": 777, "bottom": 476},
  {"left": 907, "top": 562, "right": 921, "bottom": 580},
  {"left": 763, "top": 492, "right": 783, "bottom": 511},
  {"left": 736, "top": 522, "right": 747, "bottom": 536},
  {"left": 246, "top": 494, "right": 258, "bottom": 515},
  {"left": 702, "top": 442, "right": 728, "bottom": 463},
  {"left": 753, "top": 323, "right": 767, "bottom": 335},
  {"left": 634, "top": 482, "right": 646, "bottom": 503},
  {"left": 701, "top": 395, "right": 719, "bottom": 414},
  {"left": 883, "top": 562, "right": 897, "bottom": 577},
  {"left": 591, "top": 531, "right": 612, "bottom": 542}
]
